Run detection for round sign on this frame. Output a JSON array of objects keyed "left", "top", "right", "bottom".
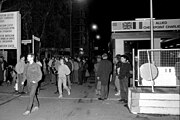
[{"left": 140, "top": 63, "right": 158, "bottom": 81}]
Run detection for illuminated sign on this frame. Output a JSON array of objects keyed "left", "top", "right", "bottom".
[{"left": 112, "top": 19, "right": 180, "bottom": 32}]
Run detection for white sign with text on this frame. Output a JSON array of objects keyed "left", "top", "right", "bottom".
[
  {"left": 112, "top": 19, "right": 180, "bottom": 32},
  {"left": 0, "top": 11, "right": 20, "bottom": 49}
]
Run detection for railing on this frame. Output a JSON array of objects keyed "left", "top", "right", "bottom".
[{"left": 132, "top": 49, "right": 180, "bottom": 92}]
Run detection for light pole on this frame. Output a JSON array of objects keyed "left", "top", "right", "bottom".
[
  {"left": 150, "top": 0, "right": 154, "bottom": 49},
  {"left": 69, "top": 0, "right": 72, "bottom": 57},
  {"left": 150, "top": 0, "right": 155, "bottom": 93}
]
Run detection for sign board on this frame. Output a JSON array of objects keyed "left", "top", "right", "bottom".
[
  {"left": 112, "top": 19, "right": 180, "bottom": 32},
  {"left": 32, "top": 35, "right": 40, "bottom": 41},
  {"left": 0, "top": 12, "right": 21, "bottom": 49},
  {"left": 22, "top": 40, "right": 31, "bottom": 44}
]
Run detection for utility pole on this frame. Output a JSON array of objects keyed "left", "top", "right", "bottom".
[
  {"left": 150, "top": 0, "right": 154, "bottom": 49},
  {"left": 69, "top": 0, "right": 72, "bottom": 57}
]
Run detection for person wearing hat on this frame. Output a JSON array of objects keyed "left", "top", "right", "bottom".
[{"left": 97, "top": 53, "right": 112, "bottom": 100}]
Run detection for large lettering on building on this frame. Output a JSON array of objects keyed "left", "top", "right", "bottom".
[{"left": 112, "top": 19, "right": 180, "bottom": 32}]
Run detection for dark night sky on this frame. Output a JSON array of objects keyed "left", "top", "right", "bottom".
[{"left": 87, "top": 0, "right": 180, "bottom": 45}]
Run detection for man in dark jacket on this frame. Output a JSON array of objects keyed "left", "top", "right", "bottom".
[
  {"left": 118, "top": 55, "right": 132, "bottom": 103},
  {"left": 97, "top": 53, "right": 112, "bottom": 100},
  {"left": 22, "top": 53, "right": 42, "bottom": 115}
]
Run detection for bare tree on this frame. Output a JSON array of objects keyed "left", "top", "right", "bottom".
[{"left": 0, "top": 0, "right": 7, "bottom": 12}]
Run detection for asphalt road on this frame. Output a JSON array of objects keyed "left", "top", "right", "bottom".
[{"left": 0, "top": 74, "right": 179, "bottom": 120}]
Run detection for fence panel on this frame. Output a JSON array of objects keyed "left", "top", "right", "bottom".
[{"left": 137, "top": 49, "right": 180, "bottom": 87}]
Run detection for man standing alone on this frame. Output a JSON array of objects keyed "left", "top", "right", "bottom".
[
  {"left": 22, "top": 53, "right": 42, "bottom": 115},
  {"left": 97, "top": 53, "right": 112, "bottom": 100}
]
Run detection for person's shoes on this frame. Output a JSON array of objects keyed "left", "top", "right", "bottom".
[
  {"left": 118, "top": 99, "right": 125, "bottom": 102},
  {"left": 54, "top": 91, "right": 59, "bottom": 94},
  {"left": 98, "top": 98, "right": 104, "bottom": 100},
  {"left": 67, "top": 90, "right": 71, "bottom": 95},
  {"left": 14, "top": 91, "right": 21, "bottom": 95},
  {"left": 104, "top": 98, "right": 108, "bottom": 100},
  {"left": 58, "top": 94, "right": 63, "bottom": 98},
  {"left": 124, "top": 104, "right": 128, "bottom": 108},
  {"left": 20, "top": 92, "right": 26, "bottom": 95},
  {"left": 31, "top": 106, "right": 39, "bottom": 112},
  {"left": 115, "top": 92, "right": 120, "bottom": 96},
  {"left": 14, "top": 90, "right": 18, "bottom": 93},
  {"left": 124, "top": 99, "right": 128, "bottom": 103},
  {"left": 23, "top": 110, "right": 30, "bottom": 115},
  {"left": 118, "top": 99, "right": 127, "bottom": 103}
]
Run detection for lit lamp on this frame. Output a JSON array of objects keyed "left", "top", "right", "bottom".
[
  {"left": 91, "top": 24, "right": 98, "bottom": 31},
  {"left": 79, "top": 48, "right": 84, "bottom": 55},
  {"left": 96, "top": 34, "right": 100, "bottom": 40}
]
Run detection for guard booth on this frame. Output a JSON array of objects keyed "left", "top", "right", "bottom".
[
  {"left": 111, "top": 19, "right": 180, "bottom": 57},
  {"left": 111, "top": 19, "right": 180, "bottom": 115}
]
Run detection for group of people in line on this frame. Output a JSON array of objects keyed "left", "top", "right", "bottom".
[
  {"left": 93, "top": 53, "right": 132, "bottom": 102},
  {"left": 0, "top": 52, "right": 133, "bottom": 115}
]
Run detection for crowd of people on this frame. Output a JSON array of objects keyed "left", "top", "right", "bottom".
[{"left": 0, "top": 53, "right": 133, "bottom": 115}]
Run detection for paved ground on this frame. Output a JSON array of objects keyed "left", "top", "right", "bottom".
[{"left": 0, "top": 74, "right": 179, "bottom": 120}]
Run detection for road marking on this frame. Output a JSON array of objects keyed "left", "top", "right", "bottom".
[
  {"left": 0, "top": 92, "right": 120, "bottom": 101},
  {"left": 20, "top": 95, "right": 120, "bottom": 101},
  {"left": 0, "top": 94, "right": 21, "bottom": 106}
]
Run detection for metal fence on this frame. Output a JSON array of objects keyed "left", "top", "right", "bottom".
[{"left": 133, "top": 49, "right": 180, "bottom": 90}]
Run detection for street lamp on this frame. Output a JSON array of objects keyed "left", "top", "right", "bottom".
[
  {"left": 96, "top": 34, "right": 100, "bottom": 40},
  {"left": 91, "top": 24, "right": 98, "bottom": 31}
]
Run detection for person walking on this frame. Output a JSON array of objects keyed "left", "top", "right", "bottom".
[
  {"left": 97, "top": 53, "right": 112, "bottom": 100},
  {"left": 57, "top": 58, "right": 71, "bottom": 98},
  {"left": 54, "top": 57, "right": 60, "bottom": 94},
  {"left": 118, "top": 55, "right": 132, "bottom": 103},
  {"left": 15, "top": 55, "right": 26, "bottom": 94},
  {"left": 22, "top": 53, "right": 42, "bottom": 115},
  {"left": 48, "top": 56, "right": 55, "bottom": 83}
]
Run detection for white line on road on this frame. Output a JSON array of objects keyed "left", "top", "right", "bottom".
[{"left": 0, "top": 92, "right": 120, "bottom": 101}]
